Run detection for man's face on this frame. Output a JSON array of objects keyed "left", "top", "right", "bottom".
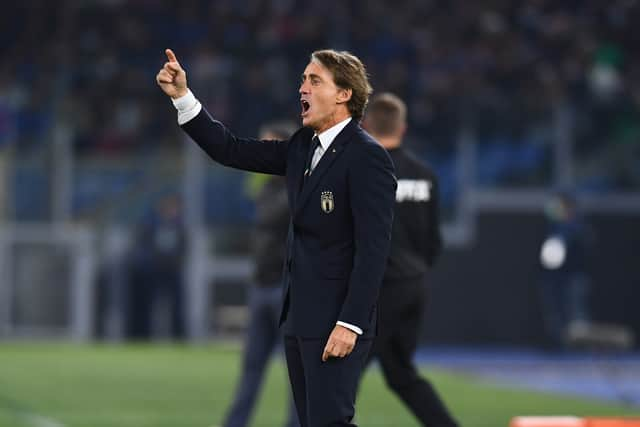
[{"left": 299, "top": 61, "right": 348, "bottom": 133}]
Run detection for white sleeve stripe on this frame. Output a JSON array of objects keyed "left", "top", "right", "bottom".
[
  {"left": 336, "top": 321, "right": 363, "bottom": 335},
  {"left": 171, "top": 89, "right": 202, "bottom": 125}
]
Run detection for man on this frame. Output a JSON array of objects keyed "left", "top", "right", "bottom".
[
  {"left": 156, "top": 49, "right": 396, "bottom": 427},
  {"left": 361, "top": 93, "right": 459, "bottom": 427},
  {"left": 221, "top": 121, "right": 299, "bottom": 427},
  {"left": 128, "top": 194, "right": 186, "bottom": 339},
  {"left": 538, "top": 191, "right": 593, "bottom": 348}
]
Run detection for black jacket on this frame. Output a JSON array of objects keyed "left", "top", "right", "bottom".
[
  {"left": 383, "top": 147, "right": 442, "bottom": 284},
  {"left": 251, "top": 177, "right": 290, "bottom": 286},
  {"left": 181, "top": 111, "right": 396, "bottom": 338}
]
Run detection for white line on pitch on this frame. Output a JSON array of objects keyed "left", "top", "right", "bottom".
[{"left": 20, "top": 411, "right": 67, "bottom": 427}]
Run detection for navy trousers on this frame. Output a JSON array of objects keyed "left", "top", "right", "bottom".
[{"left": 284, "top": 334, "right": 372, "bottom": 427}]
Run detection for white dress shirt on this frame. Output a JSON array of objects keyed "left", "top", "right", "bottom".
[
  {"left": 309, "top": 117, "right": 351, "bottom": 172},
  {"left": 173, "top": 92, "right": 362, "bottom": 335},
  {"left": 172, "top": 90, "right": 202, "bottom": 125}
]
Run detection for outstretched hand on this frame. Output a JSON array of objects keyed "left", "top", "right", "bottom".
[{"left": 156, "top": 49, "right": 188, "bottom": 99}]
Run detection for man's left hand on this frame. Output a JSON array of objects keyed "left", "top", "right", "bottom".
[{"left": 322, "top": 324, "right": 358, "bottom": 362}]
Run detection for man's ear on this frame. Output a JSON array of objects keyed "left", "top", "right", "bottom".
[
  {"left": 399, "top": 121, "right": 407, "bottom": 137},
  {"left": 336, "top": 88, "right": 352, "bottom": 105}
]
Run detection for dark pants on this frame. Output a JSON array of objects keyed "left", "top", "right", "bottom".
[
  {"left": 223, "top": 285, "right": 299, "bottom": 427},
  {"left": 539, "top": 272, "right": 590, "bottom": 347},
  {"left": 365, "top": 278, "right": 458, "bottom": 427},
  {"left": 284, "top": 334, "right": 372, "bottom": 427},
  {"left": 127, "top": 262, "right": 184, "bottom": 339}
]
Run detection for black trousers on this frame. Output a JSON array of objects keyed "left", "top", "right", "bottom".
[
  {"left": 284, "top": 334, "right": 372, "bottom": 427},
  {"left": 365, "top": 278, "right": 459, "bottom": 427}
]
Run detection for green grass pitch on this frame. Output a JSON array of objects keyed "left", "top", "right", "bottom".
[{"left": 0, "top": 343, "right": 637, "bottom": 427}]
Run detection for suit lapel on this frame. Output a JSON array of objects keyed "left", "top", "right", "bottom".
[
  {"left": 288, "top": 129, "right": 314, "bottom": 209},
  {"left": 294, "top": 120, "right": 357, "bottom": 217}
]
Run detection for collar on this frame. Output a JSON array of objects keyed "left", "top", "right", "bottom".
[{"left": 314, "top": 117, "right": 352, "bottom": 150}]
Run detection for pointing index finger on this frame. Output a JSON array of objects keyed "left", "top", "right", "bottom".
[{"left": 165, "top": 48, "right": 178, "bottom": 63}]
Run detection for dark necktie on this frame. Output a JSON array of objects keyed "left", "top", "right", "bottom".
[{"left": 304, "top": 136, "right": 321, "bottom": 182}]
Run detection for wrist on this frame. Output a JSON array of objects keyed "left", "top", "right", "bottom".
[
  {"left": 172, "top": 89, "right": 202, "bottom": 125},
  {"left": 172, "top": 89, "right": 196, "bottom": 111},
  {"left": 171, "top": 88, "right": 189, "bottom": 100},
  {"left": 336, "top": 321, "right": 363, "bottom": 335}
]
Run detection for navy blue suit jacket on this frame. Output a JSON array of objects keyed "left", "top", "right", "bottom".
[{"left": 181, "top": 109, "right": 396, "bottom": 338}]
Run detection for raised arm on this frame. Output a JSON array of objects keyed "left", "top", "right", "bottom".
[{"left": 156, "top": 49, "right": 289, "bottom": 175}]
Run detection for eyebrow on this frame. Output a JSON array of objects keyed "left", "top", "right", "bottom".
[{"left": 301, "top": 73, "right": 323, "bottom": 82}]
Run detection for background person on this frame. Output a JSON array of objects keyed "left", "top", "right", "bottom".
[
  {"left": 361, "top": 93, "right": 459, "bottom": 427},
  {"left": 127, "top": 193, "right": 186, "bottom": 339},
  {"left": 220, "top": 120, "right": 299, "bottom": 427},
  {"left": 539, "top": 191, "right": 594, "bottom": 348}
]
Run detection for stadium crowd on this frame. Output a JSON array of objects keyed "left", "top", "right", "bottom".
[{"left": 1, "top": 0, "right": 639, "bottom": 189}]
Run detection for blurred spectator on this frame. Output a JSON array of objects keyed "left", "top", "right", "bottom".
[
  {"left": 538, "top": 191, "right": 594, "bottom": 348},
  {"left": 220, "top": 121, "right": 299, "bottom": 427},
  {"left": 2, "top": 0, "right": 639, "bottom": 223},
  {"left": 127, "top": 193, "right": 186, "bottom": 339},
  {"left": 0, "top": 66, "right": 17, "bottom": 220}
]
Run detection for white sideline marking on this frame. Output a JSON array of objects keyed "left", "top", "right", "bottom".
[{"left": 21, "top": 412, "right": 66, "bottom": 427}]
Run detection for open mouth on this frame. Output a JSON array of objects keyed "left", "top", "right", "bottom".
[{"left": 301, "top": 100, "right": 310, "bottom": 116}]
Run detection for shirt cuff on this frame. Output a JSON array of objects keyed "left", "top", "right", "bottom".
[
  {"left": 336, "top": 321, "right": 363, "bottom": 335},
  {"left": 171, "top": 89, "right": 202, "bottom": 125}
]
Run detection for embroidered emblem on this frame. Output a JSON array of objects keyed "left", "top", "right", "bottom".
[{"left": 320, "top": 191, "right": 334, "bottom": 213}]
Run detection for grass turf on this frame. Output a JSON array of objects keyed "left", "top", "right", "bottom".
[{"left": 0, "top": 343, "right": 637, "bottom": 427}]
